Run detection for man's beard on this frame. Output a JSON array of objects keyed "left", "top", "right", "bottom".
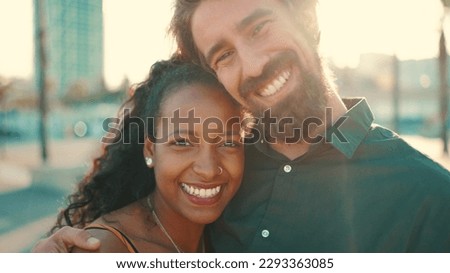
[{"left": 241, "top": 52, "right": 329, "bottom": 142}]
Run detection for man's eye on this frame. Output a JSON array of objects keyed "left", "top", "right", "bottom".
[
  {"left": 252, "top": 20, "right": 270, "bottom": 37},
  {"left": 215, "top": 51, "right": 233, "bottom": 66}
]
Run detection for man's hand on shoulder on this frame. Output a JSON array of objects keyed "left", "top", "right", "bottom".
[{"left": 32, "top": 226, "right": 100, "bottom": 253}]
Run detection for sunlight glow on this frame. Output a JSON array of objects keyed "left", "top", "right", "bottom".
[
  {"left": 318, "top": 0, "right": 444, "bottom": 68},
  {"left": 102, "top": 0, "right": 174, "bottom": 88},
  {"left": 0, "top": 0, "right": 447, "bottom": 83},
  {"left": 0, "top": 0, "right": 34, "bottom": 79}
]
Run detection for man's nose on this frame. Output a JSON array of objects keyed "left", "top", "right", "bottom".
[{"left": 240, "top": 46, "right": 269, "bottom": 79}]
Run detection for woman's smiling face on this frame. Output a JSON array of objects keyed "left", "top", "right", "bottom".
[{"left": 145, "top": 83, "right": 244, "bottom": 225}]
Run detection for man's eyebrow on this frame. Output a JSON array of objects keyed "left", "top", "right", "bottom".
[
  {"left": 204, "top": 9, "right": 273, "bottom": 66},
  {"left": 237, "top": 8, "right": 273, "bottom": 32}
]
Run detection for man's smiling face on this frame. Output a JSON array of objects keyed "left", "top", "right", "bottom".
[{"left": 191, "top": 0, "right": 328, "bottom": 124}]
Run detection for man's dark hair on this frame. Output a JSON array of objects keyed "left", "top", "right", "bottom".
[{"left": 169, "top": 0, "right": 319, "bottom": 67}]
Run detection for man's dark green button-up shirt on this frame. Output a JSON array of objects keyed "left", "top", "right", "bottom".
[{"left": 210, "top": 98, "right": 450, "bottom": 252}]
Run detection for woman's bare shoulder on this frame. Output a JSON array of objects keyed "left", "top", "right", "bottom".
[{"left": 72, "top": 201, "right": 173, "bottom": 253}]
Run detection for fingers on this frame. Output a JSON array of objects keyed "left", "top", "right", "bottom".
[
  {"left": 64, "top": 227, "right": 101, "bottom": 250},
  {"left": 32, "top": 226, "right": 100, "bottom": 253}
]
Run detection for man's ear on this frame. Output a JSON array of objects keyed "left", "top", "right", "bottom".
[{"left": 143, "top": 138, "right": 155, "bottom": 167}]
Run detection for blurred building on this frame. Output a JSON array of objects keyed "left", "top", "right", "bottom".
[
  {"left": 33, "top": 0, "right": 104, "bottom": 99},
  {"left": 333, "top": 52, "right": 449, "bottom": 136}
]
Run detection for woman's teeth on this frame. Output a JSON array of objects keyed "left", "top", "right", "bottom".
[{"left": 181, "top": 183, "right": 222, "bottom": 198}]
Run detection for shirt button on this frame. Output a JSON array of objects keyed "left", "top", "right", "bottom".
[
  {"left": 283, "top": 165, "right": 292, "bottom": 173},
  {"left": 261, "top": 229, "right": 270, "bottom": 238}
]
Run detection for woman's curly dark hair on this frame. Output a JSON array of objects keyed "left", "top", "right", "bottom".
[{"left": 50, "top": 58, "right": 229, "bottom": 233}]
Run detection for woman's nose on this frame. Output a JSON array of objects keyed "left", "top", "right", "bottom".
[{"left": 192, "top": 147, "right": 222, "bottom": 180}]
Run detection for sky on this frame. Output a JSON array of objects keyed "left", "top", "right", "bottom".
[{"left": 0, "top": 0, "right": 447, "bottom": 88}]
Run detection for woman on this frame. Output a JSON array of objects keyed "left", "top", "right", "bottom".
[{"left": 51, "top": 59, "right": 245, "bottom": 252}]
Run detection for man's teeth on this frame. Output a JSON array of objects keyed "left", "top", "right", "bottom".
[
  {"left": 181, "top": 183, "right": 222, "bottom": 198},
  {"left": 259, "top": 71, "right": 291, "bottom": 97}
]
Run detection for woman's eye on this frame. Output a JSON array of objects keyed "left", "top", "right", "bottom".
[
  {"left": 174, "top": 139, "right": 191, "bottom": 146},
  {"left": 223, "top": 141, "right": 239, "bottom": 148}
]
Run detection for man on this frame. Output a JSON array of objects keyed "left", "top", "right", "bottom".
[{"left": 34, "top": 0, "right": 450, "bottom": 252}]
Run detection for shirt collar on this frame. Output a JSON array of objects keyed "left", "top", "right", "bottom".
[{"left": 326, "top": 97, "right": 374, "bottom": 158}]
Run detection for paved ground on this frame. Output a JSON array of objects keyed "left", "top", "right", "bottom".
[
  {"left": 0, "top": 138, "right": 99, "bottom": 252},
  {"left": 0, "top": 135, "right": 449, "bottom": 252}
]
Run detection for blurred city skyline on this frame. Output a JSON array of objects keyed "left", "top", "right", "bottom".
[{"left": 0, "top": 0, "right": 447, "bottom": 88}]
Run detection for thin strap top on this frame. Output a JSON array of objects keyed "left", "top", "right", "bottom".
[{"left": 85, "top": 223, "right": 139, "bottom": 253}]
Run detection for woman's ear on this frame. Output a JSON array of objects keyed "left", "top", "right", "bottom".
[{"left": 143, "top": 139, "right": 155, "bottom": 168}]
